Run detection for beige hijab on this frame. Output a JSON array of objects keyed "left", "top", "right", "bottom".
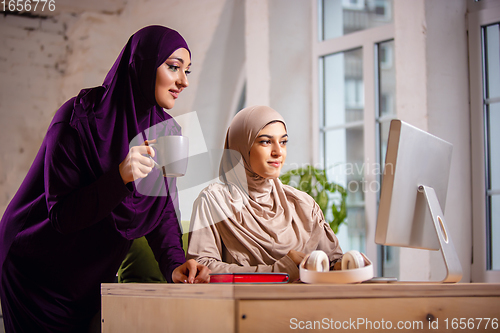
[{"left": 189, "top": 105, "right": 342, "bottom": 271}]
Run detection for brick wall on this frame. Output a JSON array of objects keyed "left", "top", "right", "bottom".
[{"left": 0, "top": 13, "right": 76, "bottom": 213}]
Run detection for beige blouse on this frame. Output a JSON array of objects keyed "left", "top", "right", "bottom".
[{"left": 186, "top": 181, "right": 343, "bottom": 282}]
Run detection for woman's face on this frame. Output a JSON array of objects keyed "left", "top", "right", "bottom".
[
  {"left": 155, "top": 47, "right": 191, "bottom": 109},
  {"left": 249, "top": 121, "right": 288, "bottom": 179}
]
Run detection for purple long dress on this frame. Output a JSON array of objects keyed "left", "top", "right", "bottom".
[{"left": 0, "top": 25, "right": 189, "bottom": 332}]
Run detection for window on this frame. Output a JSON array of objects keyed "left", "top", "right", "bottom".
[
  {"left": 314, "top": 0, "right": 394, "bottom": 270},
  {"left": 482, "top": 23, "right": 500, "bottom": 271},
  {"left": 320, "top": 0, "right": 393, "bottom": 41},
  {"left": 468, "top": 0, "right": 500, "bottom": 282},
  {"left": 320, "top": 48, "right": 366, "bottom": 253}
]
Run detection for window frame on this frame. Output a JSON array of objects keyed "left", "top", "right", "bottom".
[{"left": 468, "top": 0, "right": 500, "bottom": 282}]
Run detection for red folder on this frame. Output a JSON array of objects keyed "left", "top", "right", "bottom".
[{"left": 209, "top": 272, "right": 289, "bottom": 284}]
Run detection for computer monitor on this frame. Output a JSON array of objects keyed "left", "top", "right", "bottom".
[{"left": 375, "top": 119, "right": 462, "bottom": 283}]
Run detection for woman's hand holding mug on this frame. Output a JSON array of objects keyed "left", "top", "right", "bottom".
[{"left": 119, "top": 140, "right": 156, "bottom": 184}]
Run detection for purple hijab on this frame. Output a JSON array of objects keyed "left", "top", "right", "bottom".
[{"left": 0, "top": 25, "right": 189, "bottom": 331}]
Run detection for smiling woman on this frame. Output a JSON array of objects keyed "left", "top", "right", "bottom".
[
  {"left": 154, "top": 48, "right": 191, "bottom": 110},
  {"left": 249, "top": 121, "right": 288, "bottom": 179},
  {"left": 187, "top": 105, "right": 344, "bottom": 282}
]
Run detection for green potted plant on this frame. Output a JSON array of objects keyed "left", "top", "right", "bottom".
[{"left": 280, "top": 166, "right": 347, "bottom": 233}]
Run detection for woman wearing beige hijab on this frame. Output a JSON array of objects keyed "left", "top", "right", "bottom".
[{"left": 186, "top": 106, "right": 343, "bottom": 282}]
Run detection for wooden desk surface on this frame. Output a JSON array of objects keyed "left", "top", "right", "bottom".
[
  {"left": 101, "top": 282, "right": 500, "bottom": 299},
  {"left": 101, "top": 283, "right": 500, "bottom": 332}
]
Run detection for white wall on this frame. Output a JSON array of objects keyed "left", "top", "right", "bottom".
[{"left": 0, "top": 13, "right": 77, "bottom": 214}]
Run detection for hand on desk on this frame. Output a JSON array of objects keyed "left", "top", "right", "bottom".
[{"left": 172, "top": 259, "right": 211, "bottom": 283}]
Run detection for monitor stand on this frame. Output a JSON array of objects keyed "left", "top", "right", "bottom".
[
  {"left": 367, "top": 185, "right": 463, "bottom": 284},
  {"left": 419, "top": 185, "right": 463, "bottom": 283}
]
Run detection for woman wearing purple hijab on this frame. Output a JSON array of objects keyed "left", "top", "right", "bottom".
[{"left": 0, "top": 25, "right": 210, "bottom": 332}]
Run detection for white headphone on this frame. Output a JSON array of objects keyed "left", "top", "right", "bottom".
[
  {"left": 305, "top": 250, "right": 330, "bottom": 272},
  {"left": 305, "top": 250, "right": 365, "bottom": 272},
  {"left": 300, "top": 250, "right": 373, "bottom": 283},
  {"left": 341, "top": 250, "right": 365, "bottom": 270}
]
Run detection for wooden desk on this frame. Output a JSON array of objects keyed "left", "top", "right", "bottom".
[{"left": 101, "top": 283, "right": 500, "bottom": 332}]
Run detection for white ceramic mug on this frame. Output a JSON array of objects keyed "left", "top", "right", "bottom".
[{"left": 149, "top": 136, "right": 189, "bottom": 177}]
